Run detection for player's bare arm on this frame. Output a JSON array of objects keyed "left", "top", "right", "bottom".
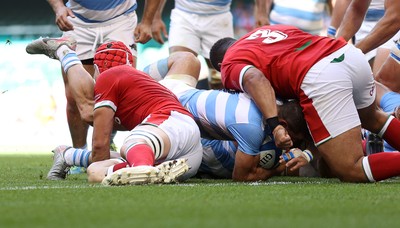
[
  {"left": 134, "top": 0, "right": 161, "bottom": 43},
  {"left": 336, "top": 0, "right": 371, "bottom": 41},
  {"left": 254, "top": 0, "right": 273, "bottom": 27},
  {"left": 151, "top": 0, "right": 168, "bottom": 44},
  {"left": 92, "top": 107, "right": 115, "bottom": 162},
  {"left": 47, "top": 0, "right": 75, "bottom": 31},
  {"left": 356, "top": 0, "right": 400, "bottom": 54},
  {"left": 242, "top": 67, "right": 293, "bottom": 149},
  {"left": 233, "top": 149, "right": 284, "bottom": 181}
]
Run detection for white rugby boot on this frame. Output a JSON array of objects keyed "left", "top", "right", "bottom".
[
  {"left": 101, "top": 166, "right": 162, "bottom": 186},
  {"left": 156, "top": 159, "right": 190, "bottom": 183}
]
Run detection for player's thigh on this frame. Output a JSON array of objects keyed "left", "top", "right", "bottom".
[
  {"left": 63, "top": 23, "right": 97, "bottom": 60},
  {"left": 159, "top": 111, "right": 203, "bottom": 180},
  {"left": 199, "top": 11, "right": 234, "bottom": 59},
  {"left": 372, "top": 48, "right": 390, "bottom": 75},
  {"left": 301, "top": 45, "right": 374, "bottom": 144},
  {"left": 103, "top": 12, "right": 138, "bottom": 58},
  {"left": 168, "top": 9, "right": 201, "bottom": 53},
  {"left": 317, "top": 126, "right": 367, "bottom": 182}
]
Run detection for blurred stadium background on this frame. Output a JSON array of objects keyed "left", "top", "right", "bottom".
[{"left": 0, "top": 0, "right": 258, "bottom": 152}]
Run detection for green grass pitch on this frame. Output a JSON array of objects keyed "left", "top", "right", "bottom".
[{"left": 1, "top": 154, "right": 400, "bottom": 228}]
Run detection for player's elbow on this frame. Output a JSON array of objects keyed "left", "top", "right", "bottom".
[{"left": 80, "top": 108, "right": 94, "bottom": 124}]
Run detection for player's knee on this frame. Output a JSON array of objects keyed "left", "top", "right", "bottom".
[
  {"left": 175, "top": 52, "right": 201, "bottom": 69},
  {"left": 332, "top": 163, "right": 368, "bottom": 183},
  {"left": 86, "top": 164, "right": 100, "bottom": 183},
  {"left": 80, "top": 110, "right": 93, "bottom": 123}
]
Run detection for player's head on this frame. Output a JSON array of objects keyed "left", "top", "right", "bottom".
[
  {"left": 93, "top": 41, "right": 134, "bottom": 74},
  {"left": 277, "top": 99, "right": 311, "bottom": 148},
  {"left": 209, "top": 37, "right": 236, "bottom": 72}
]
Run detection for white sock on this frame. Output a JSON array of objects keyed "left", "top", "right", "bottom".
[
  {"left": 64, "top": 148, "right": 91, "bottom": 168},
  {"left": 56, "top": 45, "right": 82, "bottom": 73}
]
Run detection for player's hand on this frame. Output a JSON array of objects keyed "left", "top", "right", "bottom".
[
  {"left": 151, "top": 18, "right": 168, "bottom": 44},
  {"left": 254, "top": 15, "right": 270, "bottom": 28},
  {"left": 134, "top": 23, "right": 153, "bottom": 44},
  {"left": 55, "top": 6, "right": 75, "bottom": 31},
  {"left": 273, "top": 125, "right": 292, "bottom": 150},
  {"left": 279, "top": 148, "right": 313, "bottom": 172}
]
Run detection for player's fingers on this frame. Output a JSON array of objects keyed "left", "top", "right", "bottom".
[
  {"left": 162, "top": 27, "right": 169, "bottom": 38},
  {"left": 152, "top": 32, "right": 164, "bottom": 44}
]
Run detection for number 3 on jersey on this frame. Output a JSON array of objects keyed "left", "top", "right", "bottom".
[{"left": 245, "top": 29, "right": 288, "bottom": 44}]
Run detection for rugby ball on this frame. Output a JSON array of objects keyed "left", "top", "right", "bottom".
[{"left": 259, "top": 149, "right": 281, "bottom": 169}]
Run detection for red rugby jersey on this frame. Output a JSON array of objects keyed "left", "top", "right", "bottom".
[
  {"left": 221, "top": 25, "right": 347, "bottom": 98},
  {"left": 94, "top": 65, "right": 192, "bottom": 130}
]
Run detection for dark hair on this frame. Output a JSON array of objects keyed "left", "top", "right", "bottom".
[
  {"left": 209, "top": 37, "right": 237, "bottom": 72},
  {"left": 278, "top": 99, "right": 311, "bottom": 142}
]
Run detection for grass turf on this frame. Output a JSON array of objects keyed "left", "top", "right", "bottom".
[{"left": 1, "top": 154, "right": 400, "bottom": 228}]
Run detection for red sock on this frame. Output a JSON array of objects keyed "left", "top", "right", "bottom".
[
  {"left": 125, "top": 144, "right": 155, "bottom": 167},
  {"left": 382, "top": 116, "right": 400, "bottom": 150},
  {"left": 365, "top": 152, "right": 400, "bottom": 181},
  {"left": 112, "top": 162, "right": 128, "bottom": 172}
]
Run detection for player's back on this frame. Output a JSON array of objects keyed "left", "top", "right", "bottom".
[
  {"left": 95, "top": 66, "right": 191, "bottom": 130},
  {"left": 222, "top": 25, "right": 347, "bottom": 98},
  {"left": 178, "top": 88, "right": 264, "bottom": 140}
]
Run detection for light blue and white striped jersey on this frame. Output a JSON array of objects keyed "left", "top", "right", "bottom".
[
  {"left": 365, "top": 0, "right": 385, "bottom": 22},
  {"left": 199, "top": 136, "right": 282, "bottom": 178},
  {"left": 178, "top": 88, "right": 268, "bottom": 156},
  {"left": 269, "top": 0, "right": 329, "bottom": 35},
  {"left": 199, "top": 139, "right": 236, "bottom": 178},
  {"left": 66, "top": 0, "right": 137, "bottom": 23},
  {"left": 175, "top": 0, "right": 231, "bottom": 15}
]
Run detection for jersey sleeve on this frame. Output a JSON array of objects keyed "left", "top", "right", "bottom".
[
  {"left": 94, "top": 73, "right": 119, "bottom": 112},
  {"left": 227, "top": 123, "right": 264, "bottom": 156},
  {"left": 221, "top": 63, "right": 254, "bottom": 92}
]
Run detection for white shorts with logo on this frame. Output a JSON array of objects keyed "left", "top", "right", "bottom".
[
  {"left": 168, "top": 8, "right": 234, "bottom": 59},
  {"left": 64, "top": 12, "right": 138, "bottom": 60},
  {"left": 300, "top": 44, "right": 375, "bottom": 146}
]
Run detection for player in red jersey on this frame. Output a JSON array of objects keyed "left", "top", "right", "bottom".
[
  {"left": 30, "top": 39, "right": 203, "bottom": 185},
  {"left": 209, "top": 24, "right": 400, "bottom": 183},
  {"left": 89, "top": 41, "right": 203, "bottom": 185}
]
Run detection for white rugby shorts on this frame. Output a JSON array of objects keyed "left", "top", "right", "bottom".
[
  {"left": 127, "top": 110, "right": 202, "bottom": 180},
  {"left": 64, "top": 11, "right": 138, "bottom": 60},
  {"left": 168, "top": 8, "right": 234, "bottom": 59},
  {"left": 300, "top": 44, "right": 375, "bottom": 146}
]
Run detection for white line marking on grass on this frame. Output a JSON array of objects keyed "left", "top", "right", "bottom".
[
  {"left": 0, "top": 181, "right": 327, "bottom": 191},
  {"left": 0, "top": 185, "right": 100, "bottom": 191}
]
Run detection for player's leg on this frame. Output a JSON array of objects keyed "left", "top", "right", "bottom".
[
  {"left": 199, "top": 11, "right": 234, "bottom": 90},
  {"left": 375, "top": 54, "right": 400, "bottom": 93},
  {"left": 87, "top": 158, "right": 127, "bottom": 183},
  {"left": 143, "top": 52, "right": 201, "bottom": 87},
  {"left": 102, "top": 112, "right": 194, "bottom": 185},
  {"left": 316, "top": 127, "right": 367, "bottom": 182},
  {"left": 157, "top": 111, "right": 202, "bottom": 182},
  {"left": 300, "top": 44, "right": 400, "bottom": 182},
  {"left": 47, "top": 145, "right": 121, "bottom": 180}
]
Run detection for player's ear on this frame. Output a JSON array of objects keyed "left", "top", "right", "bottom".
[{"left": 278, "top": 118, "right": 288, "bottom": 129}]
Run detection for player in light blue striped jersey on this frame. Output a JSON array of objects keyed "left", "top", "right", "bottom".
[{"left": 143, "top": 52, "right": 313, "bottom": 181}]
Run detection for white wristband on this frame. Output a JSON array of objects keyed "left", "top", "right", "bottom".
[{"left": 301, "top": 150, "right": 313, "bottom": 163}]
